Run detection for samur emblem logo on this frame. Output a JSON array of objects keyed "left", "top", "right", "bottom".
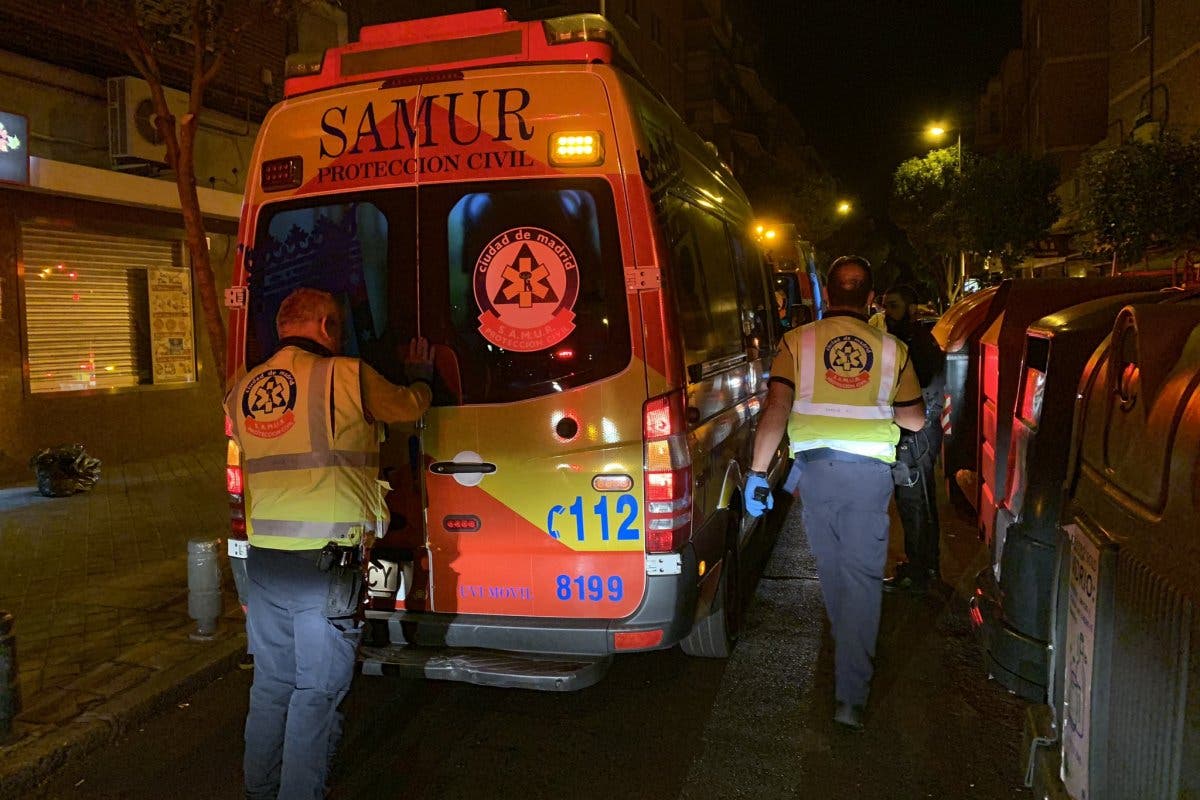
[
  {"left": 241, "top": 369, "right": 298, "bottom": 438},
  {"left": 473, "top": 226, "right": 579, "bottom": 352},
  {"left": 823, "top": 335, "right": 874, "bottom": 390}
]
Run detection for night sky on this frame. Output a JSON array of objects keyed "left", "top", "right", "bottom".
[{"left": 750, "top": 0, "right": 1023, "bottom": 218}]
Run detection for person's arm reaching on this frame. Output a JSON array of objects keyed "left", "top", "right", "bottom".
[{"left": 360, "top": 337, "right": 434, "bottom": 424}]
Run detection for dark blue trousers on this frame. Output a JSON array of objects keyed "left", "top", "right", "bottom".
[
  {"left": 797, "top": 455, "right": 893, "bottom": 707},
  {"left": 244, "top": 546, "right": 361, "bottom": 800}
]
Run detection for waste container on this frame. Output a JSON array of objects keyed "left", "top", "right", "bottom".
[
  {"left": 932, "top": 286, "right": 1001, "bottom": 512},
  {"left": 1028, "top": 294, "right": 1200, "bottom": 800},
  {"left": 971, "top": 290, "right": 1167, "bottom": 700},
  {"left": 971, "top": 277, "right": 1170, "bottom": 559}
]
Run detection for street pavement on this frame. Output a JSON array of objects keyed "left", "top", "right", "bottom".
[
  {"left": 0, "top": 444, "right": 244, "bottom": 799},
  {"left": 10, "top": 455, "right": 1032, "bottom": 799}
]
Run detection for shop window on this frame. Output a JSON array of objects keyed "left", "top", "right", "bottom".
[{"left": 21, "top": 224, "right": 195, "bottom": 393}]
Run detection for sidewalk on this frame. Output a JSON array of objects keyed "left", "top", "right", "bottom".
[
  {"left": 0, "top": 444, "right": 246, "bottom": 800},
  {"left": 679, "top": 482, "right": 1031, "bottom": 798}
]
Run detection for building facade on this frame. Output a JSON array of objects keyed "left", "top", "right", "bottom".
[
  {"left": 0, "top": 3, "right": 343, "bottom": 482},
  {"left": 1107, "top": 0, "right": 1200, "bottom": 142},
  {"left": 976, "top": 0, "right": 1200, "bottom": 277}
]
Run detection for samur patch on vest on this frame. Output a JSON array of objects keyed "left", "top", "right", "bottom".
[
  {"left": 824, "top": 335, "right": 874, "bottom": 390},
  {"left": 241, "top": 369, "right": 298, "bottom": 438},
  {"left": 473, "top": 226, "right": 580, "bottom": 352}
]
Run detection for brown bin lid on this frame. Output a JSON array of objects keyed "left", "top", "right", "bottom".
[{"left": 932, "top": 286, "right": 998, "bottom": 352}]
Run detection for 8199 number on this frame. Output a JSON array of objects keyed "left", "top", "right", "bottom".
[{"left": 555, "top": 574, "right": 623, "bottom": 602}]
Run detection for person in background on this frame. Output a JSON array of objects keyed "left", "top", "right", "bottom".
[
  {"left": 743, "top": 257, "right": 925, "bottom": 731},
  {"left": 879, "top": 285, "right": 947, "bottom": 595},
  {"left": 226, "top": 288, "right": 433, "bottom": 800}
]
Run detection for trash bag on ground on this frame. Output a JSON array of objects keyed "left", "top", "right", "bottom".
[{"left": 29, "top": 444, "right": 102, "bottom": 497}]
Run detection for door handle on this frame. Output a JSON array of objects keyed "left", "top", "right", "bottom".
[{"left": 429, "top": 461, "right": 497, "bottom": 476}]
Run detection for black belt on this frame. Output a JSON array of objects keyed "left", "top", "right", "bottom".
[
  {"left": 796, "top": 447, "right": 882, "bottom": 465},
  {"left": 253, "top": 543, "right": 360, "bottom": 570}
]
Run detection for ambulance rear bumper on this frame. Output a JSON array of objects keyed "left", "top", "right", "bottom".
[{"left": 365, "top": 544, "right": 700, "bottom": 657}]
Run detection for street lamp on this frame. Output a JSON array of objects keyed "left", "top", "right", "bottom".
[
  {"left": 925, "top": 122, "right": 962, "bottom": 175},
  {"left": 836, "top": 200, "right": 852, "bottom": 215}
]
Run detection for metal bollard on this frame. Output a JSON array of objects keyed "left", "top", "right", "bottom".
[
  {"left": 0, "top": 610, "right": 19, "bottom": 743},
  {"left": 187, "top": 539, "right": 223, "bottom": 641}
]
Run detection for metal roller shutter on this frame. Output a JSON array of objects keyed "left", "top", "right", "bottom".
[{"left": 21, "top": 224, "right": 187, "bottom": 393}]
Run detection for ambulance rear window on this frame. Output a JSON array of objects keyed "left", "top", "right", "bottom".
[{"left": 245, "top": 179, "right": 630, "bottom": 405}]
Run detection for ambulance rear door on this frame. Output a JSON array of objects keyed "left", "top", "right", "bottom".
[{"left": 411, "top": 70, "right": 648, "bottom": 620}]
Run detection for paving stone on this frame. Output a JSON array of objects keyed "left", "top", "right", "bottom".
[
  {"left": 39, "top": 661, "right": 84, "bottom": 687},
  {"left": 63, "top": 662, "right": 153, "bottom": 700},
  {"left": 16, "top": 687, "right": 104, "bottom": 725}
]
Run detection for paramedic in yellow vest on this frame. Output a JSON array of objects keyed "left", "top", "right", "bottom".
[
  {"left": 226, "top": 288, "right": 433, "bottom": 800},
  {"left": 743, "top": 256, "right": 925, "bottom": 732}
]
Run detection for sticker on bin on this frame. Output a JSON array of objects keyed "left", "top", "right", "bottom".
[{"left": 228, "top": 538, "right": 248, "bottom": 559}]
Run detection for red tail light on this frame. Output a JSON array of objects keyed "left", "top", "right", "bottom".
[
  {"left": 613, "top": 629, "right": 664, "bottom": 650},
  {"left": 226, "top": 465, "right": 244, "bottom": 495},
  {"left": 642, "top": 392, "right": 692, "bottom": 554},
  {"left": 225, "top": 419, "right": 247, "bottom": 540}
]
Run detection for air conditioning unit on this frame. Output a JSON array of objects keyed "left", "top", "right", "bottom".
[{"left": 107, "top": 76, "right": 191, "bottom": 166}]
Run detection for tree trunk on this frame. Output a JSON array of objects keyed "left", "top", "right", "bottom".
[{"left": 174, "top": 114, "right": 228, "bottom": 389}]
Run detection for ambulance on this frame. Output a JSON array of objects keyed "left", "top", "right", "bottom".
[
  {"left": 759, "top": 223, "right": 823, "bottom": 328},
  {"left": 224, "top": 10, "right": 788, "bottom": 690}
]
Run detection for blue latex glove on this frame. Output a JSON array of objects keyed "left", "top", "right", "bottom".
[{"left": 744, "top": 474, "right": 774, "bottom": 518}]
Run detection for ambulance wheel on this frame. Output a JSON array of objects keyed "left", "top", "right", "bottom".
[{"left": 681, "top": 537, "right": 741, "bottom": 658}]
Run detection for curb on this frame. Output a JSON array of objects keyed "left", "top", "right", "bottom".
[{"left": 0, "top": 631, "right": 246, "bottom": 800}]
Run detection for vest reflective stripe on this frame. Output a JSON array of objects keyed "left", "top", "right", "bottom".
[
  {"left": 791, "top": 438, "right": 898, "bottom": 461},
  {"left": 233, "top": 348, "right": 385, "bottom": 551},
  {"left": 243, "top": 450, "right": 380, "bottom": 474},
  {"left": 791, "top": 399, "right": 894, "bottom": 419},
  {"left": 306, "top": 358, "right": 333, "bottom": 454},
  {"left": 876, "top": 334, "right": 898, "bottom": 406},
  {"left": 797, "top": 325, "right": 816, "bottom": 400},
  {"left": 785, "top": 316, "right": 908, "bottom": 463},
  {"left": 250, "top": 519, "right": 372, "bottom": 539}
]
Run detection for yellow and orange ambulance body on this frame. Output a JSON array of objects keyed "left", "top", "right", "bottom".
[{"left": 224, "top": 10, "right": 788, "bottom": 689}]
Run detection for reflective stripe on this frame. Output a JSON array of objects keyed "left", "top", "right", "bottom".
[
  {"left": 797, "top": 325, "right": 816, "bottom": 401},
  {"left": 307, "top": 358, "right": 333, "bottom": 454},
  {"left": 877, "top": 334, "right": 898, "bottom": 404},
  {"left": 792, "top": 399, "right": 894, "bottom": 419},
  {"left": 243, "top": 450, "right": 380, "bottom": 474},
  {"left": 250, "top": 519, "right": 373, "bottom": 539},
  {"left": 791, "top": 438, "right": 896, "bottom": 461}
]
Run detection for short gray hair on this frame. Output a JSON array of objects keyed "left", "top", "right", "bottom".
[{"left": 275, "top": 288, "right": 340, "bottom": 336}]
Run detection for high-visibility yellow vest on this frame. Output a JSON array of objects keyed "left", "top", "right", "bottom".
[
  {"left": 230, "top": 345, "right": 386, "bottom": 551},
  {"left": 780, "top": 314, "right": 910, "bottom": 463}
]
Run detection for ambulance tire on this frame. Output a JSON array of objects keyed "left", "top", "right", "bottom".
[{"left": 680, "top": 533, "right": 741, "bottom": 659}]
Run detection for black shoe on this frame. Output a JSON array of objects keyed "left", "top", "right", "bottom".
[
  {"left": 882, "top": 572, "right": 928, "bottom": 594},
  {"left": 833, "top": 702, "right": 865, "bottom": 732}
]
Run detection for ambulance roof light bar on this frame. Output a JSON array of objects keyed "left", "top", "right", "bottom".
[{"left": 284, "top": 11, "right": 650, "bottom": 99}]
